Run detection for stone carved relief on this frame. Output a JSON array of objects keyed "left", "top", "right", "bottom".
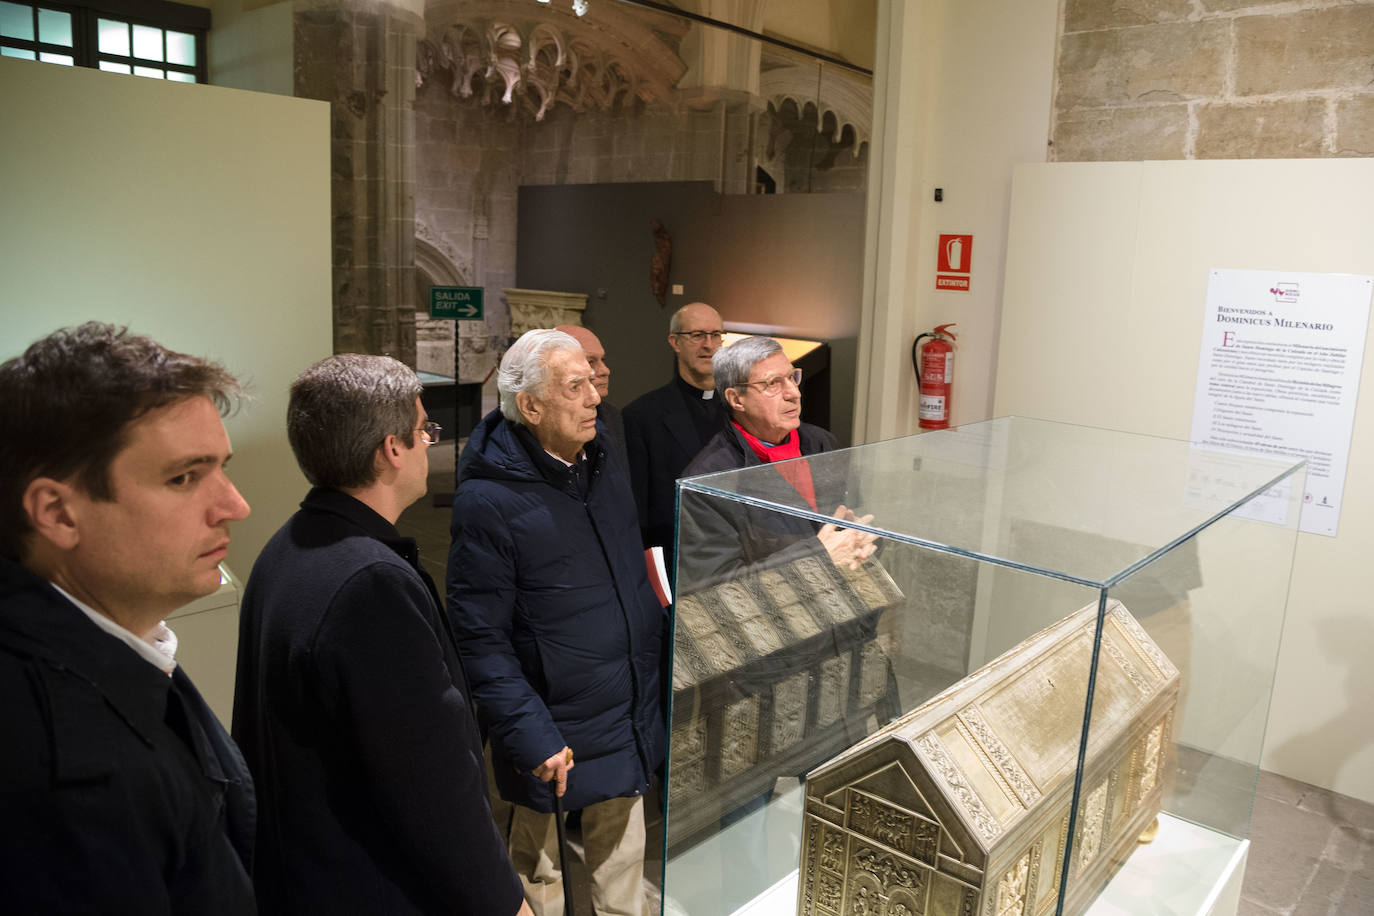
[
  {"left": 854, "top": 843, "right": 926, "bottom": 894},
  {"left": 720, "top": 695, "right": 760, "bottom": 779},
  {"left": 772, "top": 671, "right": 809, "bottom": 753},
  {"left": 1076, "top": 781, "right": 1109, "bottom": 876},
  {"left": 957, "top": 705, "right": 1042, "bottom": 808},
  {"left": 996, "top": 851, "right": 1030, "bottom": 916},
  {"left": 916, "top": 732, "right": 1003, "bottom": 842},
  {"left": 1139, "top": 722, "right": 1163, "bottom": 799},
  {"left": 759, "top": 60, "right": 872, "bottom": 153},
  {"left": 416, "top": 2, "right": 687, "bottom": 122},
  {"left": 817, "top": 653, "right": 851, "bottom": 726}
]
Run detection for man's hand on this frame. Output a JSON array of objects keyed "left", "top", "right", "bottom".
[
  {"left": 818, "top": 504, "right": 878, "bottom": 571},
  {"left": 531, "top": 746, "right": 574, "bottom": 797}
]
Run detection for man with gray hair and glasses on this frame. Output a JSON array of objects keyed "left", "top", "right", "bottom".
[
  {"left": 233, "top": 354, "right": 529, "bottom": 916},
  {"left": 448, "top": 329, "right": 666, "bottom": 916},
  {"left": 680, "top": 335, "right": 877, "bottom": 586}
]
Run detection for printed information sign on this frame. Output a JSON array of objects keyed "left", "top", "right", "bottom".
[{"left": 1190, "top": 268, "right": 1372, "bottom": 536}]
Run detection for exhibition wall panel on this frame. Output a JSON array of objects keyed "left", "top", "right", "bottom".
[{"left": 994, "top": 159, "right": 1374, "bottom": 805}]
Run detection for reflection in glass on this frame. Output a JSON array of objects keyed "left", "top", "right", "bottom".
[
  {"left": 133, "top": 64, "right": 162, "bottom": 79},
  {"left": 1, "top": 45, "right": 35, "bottom": 59},
  {"left": 132, "top": 24, "right": 160, "bottom": 61},
  {"left": 38, "top": 50, "right": 71, "bottom": 64},
  {"left": 0, "top": 1, "right": 32, "bottom": 41},
  {"left": 98, "top": 18, "right": 128, "bottom": 56},
  {"left": 168, "top": 70, "right": 194, "bottom": 83},
  {"left": 37, "top": 7, "right": 68, "bottom": 45},
  {"left": 166, "top": 30, "right": 193, "bottom": 66},
  {"left": 98, "top": 59, "right": 131, "bottom": 74}
]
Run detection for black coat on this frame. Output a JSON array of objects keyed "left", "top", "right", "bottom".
[
  {"left": 678, "top": 422, "right": 844, "bottom": 591},
  {"left": 232, "top": 488, "right": 522, "bottom": 916},
  {"left": 447, "top": 410, "right": 667, "bottom": 814},
  {"left": 622, "top": 377, "right": 728, "bottom": 568},
  {"left": 0, "top": 557, "right": 256, "bottom": 915}
]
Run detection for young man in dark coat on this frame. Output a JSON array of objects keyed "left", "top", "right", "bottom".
[
  {"left": 0, "top": 323, "right": 257, "bottom": 914},
  {"left": 622, "top": 302, "right": 728, "bottom": 572},
  {"left": 232, "top": 354, "right": 528, "bottom": 916},
  {"left": 679, "top": 335, "right": 878, "bottom": 588},
  {"left": 448, "top": 329, "right": 667, "bottom": 916}
]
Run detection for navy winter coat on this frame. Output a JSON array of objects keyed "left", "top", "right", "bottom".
[{"left": 446, "top": 410, "right": 667, "bottom": 813}]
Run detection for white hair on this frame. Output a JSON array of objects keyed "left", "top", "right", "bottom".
[
  {"left": 498, "top": 329, "right": 583, "bottom": 424},
  {"left": 712, "top": 335, "right": 783, "bottom": 405}
]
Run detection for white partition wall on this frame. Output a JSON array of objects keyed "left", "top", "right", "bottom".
[
  {"left": 1, "top": 58, "right": 331, "bottom": 720},
  {"left": 994, "top": 159, "right": 1374, "bottom": 805}
]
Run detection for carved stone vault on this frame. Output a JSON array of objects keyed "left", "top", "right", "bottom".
[{"left": 416, "top": 1, "right": 689, "bottom": 120}]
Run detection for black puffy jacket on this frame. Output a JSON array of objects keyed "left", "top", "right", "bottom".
[{"left": 446, "top": 410, "right": 667, "bottom": 813}]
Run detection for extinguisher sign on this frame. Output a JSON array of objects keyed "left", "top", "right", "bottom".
[{"left": 937, "top": 234, "right": 972, "bottom": 291}]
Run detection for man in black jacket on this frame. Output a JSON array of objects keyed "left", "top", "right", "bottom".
[
  {"left": 679, "top": 334, "right": 877, "bottom": 588},
  {"left": 0, "top": 323, "right": 257, "bottom": 914},
  {"left": 233, "top": 354, "right": 529, "bottom": 916},
  {"left": 622, "top": 302, "right": 727, "bottom": 572}
]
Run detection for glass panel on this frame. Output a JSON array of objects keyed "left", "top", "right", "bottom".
[
  {"left": 666, "top": 418, "right": 1305, "bottom": 914},
  {"left": 97, "top": 18, "right": 128, "bottom": 56},
  {"left": 1, "top": 45, "right": 36, "bottom": 59},
  {"left": 38, "top": 50, "right": 71, "bottom": 64},
  {"left": 166, "top": 29, "right": 193, "bottom": 66},
  {"left": 133, "top": 64, "right": 163, "bottom": 78},
  {"left": 167, "top": 69, "right": 194, "bottom": 83},
  {"left": 98, "top": 59, "right": 130, "bottom": 73},
  {"left": 132, "top": 23, "right": 161, "bottom": 61},
  {"left": 0, "top": 1, "right": 33, "bottom": 41},
  {"left": 37, "top": 7, "right": 68, "bottom": 45}
]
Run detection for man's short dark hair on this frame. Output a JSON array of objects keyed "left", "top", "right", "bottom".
[
  {"left": 287, "top": 354, "right": 422, "bottom": 490},
  {"left": 0, "top": 322, "right": 241, "bottom": 561}
]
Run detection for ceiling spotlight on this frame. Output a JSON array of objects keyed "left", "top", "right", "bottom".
[{"left": 572, "top": 0, "right": 588, "bottom": 15}]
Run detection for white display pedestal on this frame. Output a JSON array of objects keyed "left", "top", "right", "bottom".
[{"left": 666, "top": 785, "right": 1246, "bottom": 916}]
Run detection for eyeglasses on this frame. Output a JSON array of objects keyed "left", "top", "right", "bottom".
[
  {"left": 741, "top": 367, "right": 802, "bottom": 397},
  {"left": 417, "top": 420, "right": 441, "bottom": 444},
  {"left": 673, "top": 330, "right": 724, "bottom": 344}
]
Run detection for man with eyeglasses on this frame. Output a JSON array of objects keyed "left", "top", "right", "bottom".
[
  {"left": 679, "top": 335, "right": 877, "bottom": 585},
  {"left": 233, "top": 354, "right": 530, "bottom": 916},
  {"left": 623, "top": 301, "right": 728, "bottom": 571}
]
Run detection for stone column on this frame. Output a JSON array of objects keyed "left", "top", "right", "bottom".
[{"left": 296, "top": 0, "right": 422, "bottom": 363}]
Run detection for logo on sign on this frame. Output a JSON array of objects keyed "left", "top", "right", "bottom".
[
  {"left": 1269, "top": 283, "right": 1299, "bottom": 303},
  {"left": 936, "top": 233, "right": 973, "bottom": 292}
]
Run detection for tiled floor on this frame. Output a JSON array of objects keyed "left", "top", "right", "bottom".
[{"left": 405, "top": 439, "right": 1374, "bottom": 915}]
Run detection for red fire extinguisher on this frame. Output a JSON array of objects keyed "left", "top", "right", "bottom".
[{"left": 912, "top": 324, "right": 956, "bottom": 430}]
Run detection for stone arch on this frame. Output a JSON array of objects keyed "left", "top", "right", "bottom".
[{"left": 413, "top": 228, "right": 468, "bottom": 376}]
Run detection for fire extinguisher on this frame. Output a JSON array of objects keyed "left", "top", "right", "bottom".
[{"left": 912, "top": 324, "right": 956, "bottom": 430}]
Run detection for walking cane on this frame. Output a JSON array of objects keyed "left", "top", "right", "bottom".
[{"left": 549, "top": 747, "right": 576, "bottom": 916}]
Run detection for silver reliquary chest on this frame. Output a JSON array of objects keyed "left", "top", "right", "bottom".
[{"left": 798, "top": 599, "right": 1179, "bottom": 916}]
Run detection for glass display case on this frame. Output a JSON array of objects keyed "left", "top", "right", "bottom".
[{"left": 664, "top": 417, "right": 1305, "bottom": 916}]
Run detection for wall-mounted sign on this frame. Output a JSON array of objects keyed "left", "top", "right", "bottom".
[
  {"left": 430, "top": 286, "right": 484, "bottom": 320},
  {"left": 936, "top": 233, "right": 972, "bottom": 291},
  {"left": 1190, "top": 267, "right": 1372, "bottom": 536}
]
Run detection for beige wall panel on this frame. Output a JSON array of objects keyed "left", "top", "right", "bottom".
[
  {"left": 995, "top": 158, "right": 1374, "bottom": 804},
  {"left": 0, "top": 60, "right": 332, "bottom": 699}
]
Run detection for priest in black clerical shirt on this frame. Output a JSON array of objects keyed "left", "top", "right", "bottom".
[{"left": 623, "top": 302, "right": 728, "bottom": 572}]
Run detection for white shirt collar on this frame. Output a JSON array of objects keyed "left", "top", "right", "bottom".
[{"left": 51, "top": 584, "right": 178, "bottom": 676}]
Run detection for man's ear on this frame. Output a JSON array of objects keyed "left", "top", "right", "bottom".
[
  {"left": 516, "top": 391, "right": 541, "bottom": 429},
  {"left": 724, "top": 387, "right": 745, "bottom": 413},
  {"left": 667, "top": 333, "right": 682, "bottom": 356},
  {"left": 22, "top": 478, "right": 81, "bottom": 551},
  {"left": 377, "top": 434, "right": 405, "bottom": 472}
]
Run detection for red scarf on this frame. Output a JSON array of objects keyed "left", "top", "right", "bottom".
[{"left": 733, "top": 422, "right": 818, "bottom": 511}]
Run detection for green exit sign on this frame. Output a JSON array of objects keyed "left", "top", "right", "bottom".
[{"left": 430, "top": 286, "right": 484, "bottom": 320}]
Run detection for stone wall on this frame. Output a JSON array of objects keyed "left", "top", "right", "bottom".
[
  {"left": 297, "top": 0, "right": 421, "bottom": 363},
  {"left": 1051, "top": 0, "right": 1374, "bottom": 161}
]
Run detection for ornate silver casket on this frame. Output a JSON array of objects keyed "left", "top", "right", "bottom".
[
  {"left": 668, "top": 554, "right": 904, "bottom": 849},
  {"left": 798, "top": 600, "right": 1179, "bottom": 916}
]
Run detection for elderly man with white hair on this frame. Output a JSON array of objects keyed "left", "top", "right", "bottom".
[{"left": 446, "top": 328, "right": 666, "bottom": 916}]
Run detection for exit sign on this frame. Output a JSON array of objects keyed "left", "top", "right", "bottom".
[{"left": 430, "top": 286, "right": 484, "bottom": 320}]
